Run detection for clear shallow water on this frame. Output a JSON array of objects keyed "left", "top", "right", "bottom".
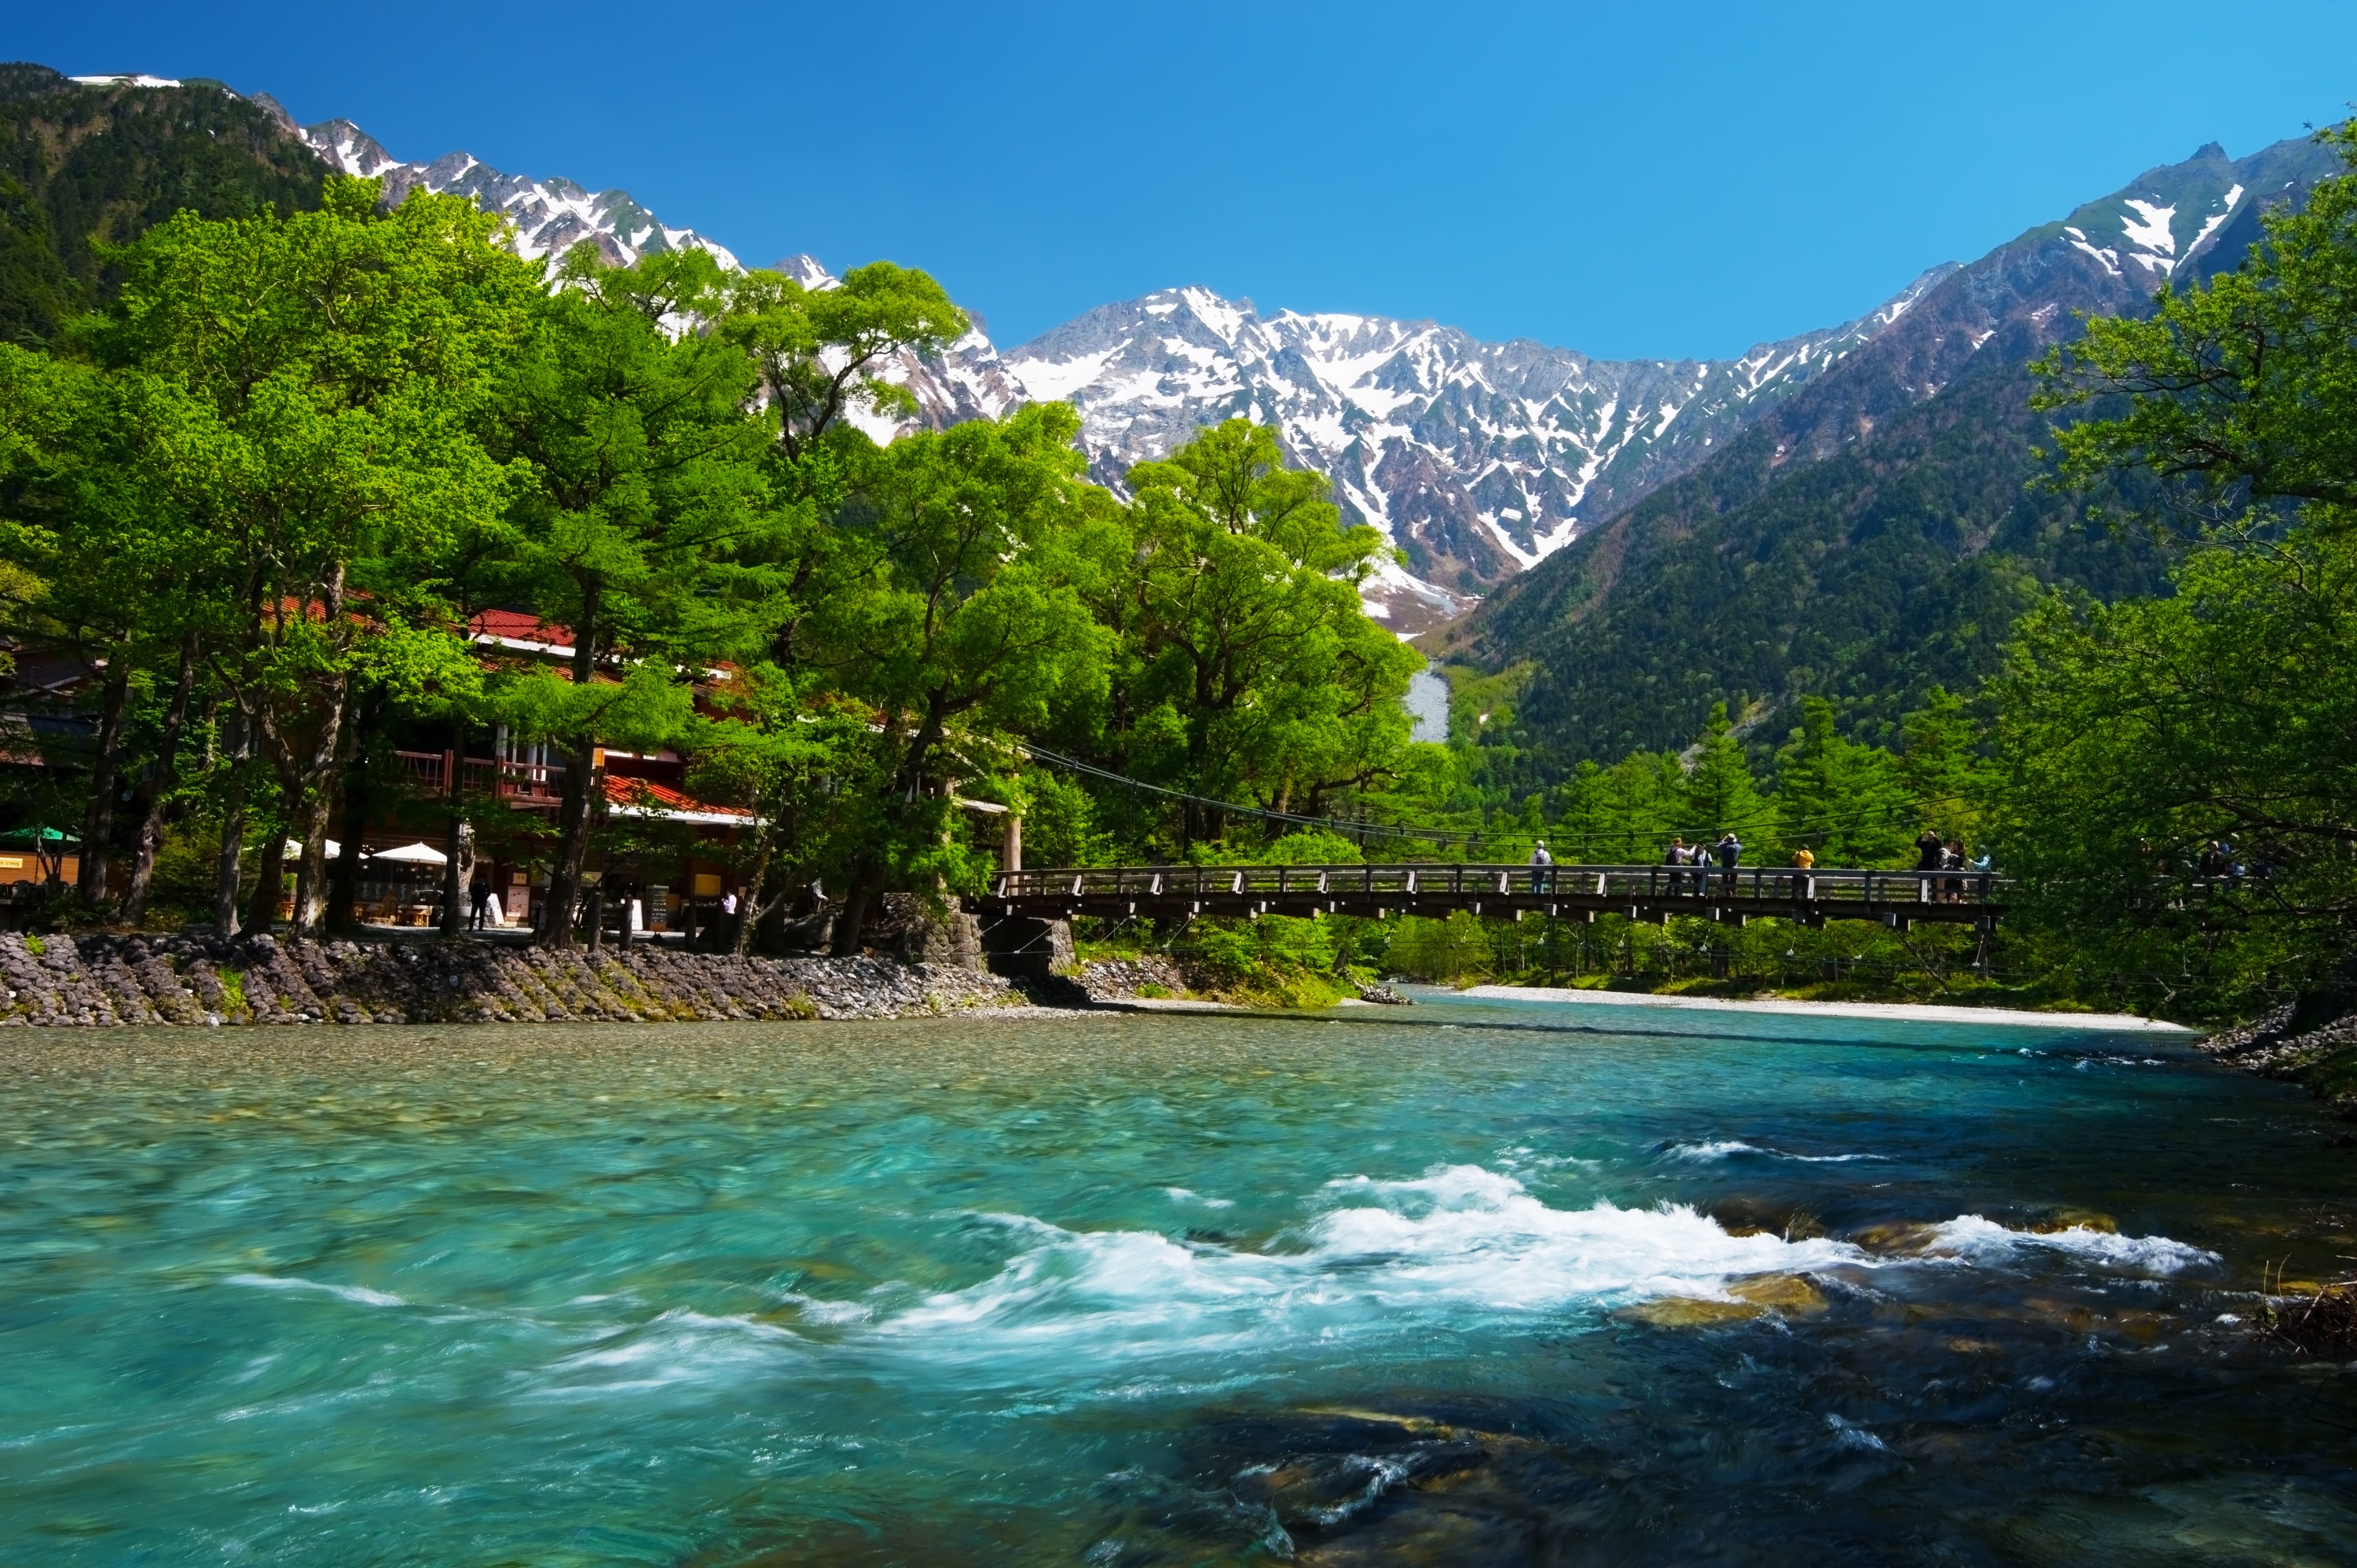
[{"left": 2, "top": 997, "right": 2355, "bottom": 1565}]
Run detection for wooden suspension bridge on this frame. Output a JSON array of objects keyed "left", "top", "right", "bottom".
[{"left": 981, "top": 863, "right": 2005, "bottom": 932}]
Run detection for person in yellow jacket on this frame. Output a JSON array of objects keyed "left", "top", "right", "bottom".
[{"left": 1791, "top": 845, "right": 1816, "bottom": 870}]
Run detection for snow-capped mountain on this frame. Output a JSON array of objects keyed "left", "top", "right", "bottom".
[
  {"left": 839, "top": 271, "right": 1943, "bottom": 628},
  {"left": 262, "top": 101, "right": 2336, "bottom": 635},
  {"left": 296, "top": 118, "right": 740, "bottom": 269},
  {"left": 2038, "top": 138, "right": 2326, "bottom": 284},
  {"left": 963, "top": 277, "right": 1956, "bottom": 624}
]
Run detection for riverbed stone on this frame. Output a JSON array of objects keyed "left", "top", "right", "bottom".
[{"left": 1618, "top": 1297, "right": 1765, "bottom": 1327}]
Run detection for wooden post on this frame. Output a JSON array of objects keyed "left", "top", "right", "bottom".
[{"left": 1003, "top": 812, "right": 1022, "bottom": 873}]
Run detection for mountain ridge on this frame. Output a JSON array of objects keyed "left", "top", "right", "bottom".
[
  {"left": 1446, "top": 132, "right": 2347, "bottom": 771},
  {"left": 13, "top": 67, "right": 2337, "bottom": 657}
]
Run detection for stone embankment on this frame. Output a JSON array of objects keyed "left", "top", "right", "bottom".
[
  {"left": 2201, "top": 993, "right": 2357, "bottom": 1111},
  {"left": 0, "top": 933, "right": 1015, "bottom": 1026},
  {"left": 1076, "top": 955, "right": 1187, "bottom": 1000}
]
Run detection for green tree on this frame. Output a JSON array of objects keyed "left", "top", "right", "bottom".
[
  {"left": 1680, "top": 702, "right": 1772, "bottom": 852},
  {"left": 810, "top": 403, "right": 1113, "bottom": 949},
  {"left": 1992, "top": 540, "right": 2357, "bottom": 1002},
  {"left": 724, "top": 261, "right": 967, "bottom": 476},
  {"left": 482, "top": 244, "right": 775, "bottom": 946},
  {"left": 1894, "top": 687, "right": 1985, "bottom": 847},
  {"left": 67, "top": 177, "right": 536, "bottom": 932},
  {"left": 1550, "top": 751, "right": 1684, "bottom": 864},
  {"left": 2003, "top": 119, "right": 2357, "bottom": 1005},
  {"left": 1122, "top": 419, "right": 1420, "bottom": 841},
  {"left": 0, "top": 355, "right": 216, "bottom": 911},
  {"left": 1772, "top": 697, "right": 1915, "bottom": 866},
  {"left": 2039, "top": 121, "right": 2357, "bottom": 534}
]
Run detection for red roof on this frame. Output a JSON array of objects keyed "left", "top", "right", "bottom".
[
  {"left": 471, "top": 610, "right": 574, "bottom": 648},
  {"left": 603, "top": 775, "right": 753, "bottom": 821}
]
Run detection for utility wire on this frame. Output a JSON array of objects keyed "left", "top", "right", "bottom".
[{"left": 1014, "top": 742, "right": 1472, "bottom": 845}]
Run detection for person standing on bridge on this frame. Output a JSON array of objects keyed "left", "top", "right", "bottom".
[
  {"left": 1789, "top": 843, "right": 1814, "bottom": 900},
  {"left": 1663, "top": 837, "right": 1692, "bottom": 896},
  {"left": 1528, "top": 839, "right": 1552, "bottom": 894},
  {"left": 1714, "top": 831, "right": 1742, "bottom": 895}
]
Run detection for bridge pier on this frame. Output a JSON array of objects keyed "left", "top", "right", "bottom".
[{"left": 978, "top": 914, "right": 1074, "bottom": 984}]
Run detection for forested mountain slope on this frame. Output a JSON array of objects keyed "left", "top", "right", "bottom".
[
  {"left": 1450, "top": 134, "right": 2344, "bottom": 770},
  {"left": 0, "top": 65, "right": 325, "bottom": 344}
]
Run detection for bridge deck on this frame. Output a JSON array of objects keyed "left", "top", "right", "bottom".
[{"left": 981, "top": 863, "right": 2003, "bottom": 929}]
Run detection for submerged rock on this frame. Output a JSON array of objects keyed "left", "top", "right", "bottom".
[
  {"left": 1620, "top": 1272, "right": 1830, "bottom": 1328},
  {"left": 1727, "top": 1271, "right": 1831, "bottom": 1315},
  {"left": 2028, "top": 1207, "right": 2117, "bottom": 1234},
  {"left": 1618, "top": 1296, "right": 1765, "bottom": 1328}
]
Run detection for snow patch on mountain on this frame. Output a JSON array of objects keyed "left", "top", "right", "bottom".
[
  {"left": 864, "top": 268, "right": 1950, "bottom": 629},
  {"left": 298, "top": 119, "right": 740, "bottom": 270}
]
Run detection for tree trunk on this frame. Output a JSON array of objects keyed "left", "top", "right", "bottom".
[
  {"left": 438, "top": 716, "right": 468, "bottom": 936},
  {"left": 213, "top": 710, "right": 248, "bottom": 938},
  {"left": 537, "top": 589, "right": 604, "bottom": 950},
  {"left": 244, "top": 824, "right": 284, "bottom": 935},
  {"left": 326, "top": 775, "right": 365, "bottom": 932},
  {"left": 121, "top": 633, "right": 199, "bottom": 925},
  {"left": 283, "top": 672, "right": 352, "bottom": 937},
  {"left": 731, "top": 823, "right": 779, "bottom": 957},
  {"left": 539, "top": 740, "right": 596, "bottom": 949},
  {"left": 78, "top": 654, "right": 133, "bottom": 910},
  {"left": 828, "top": 869, "right": 878, "bottom": 957},
  {"left": 324, "top": 690, "right": 375, "bottom": 933},
  {"left": 826, "top": 694, "right": 949, "bottom": 958},
  {"left": 289, "top": 787, "right": 335, "bottom": 934}
]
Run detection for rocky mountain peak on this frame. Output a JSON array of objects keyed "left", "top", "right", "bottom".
[{"left": 298, "top": 118, "right": 740, "bottom": 270}]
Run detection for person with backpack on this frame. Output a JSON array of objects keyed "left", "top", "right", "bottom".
[
  {"left": 1528, "top": 839, "right": 1552, "bottom": 894},
  {"left": 1663, "top": 837, "right": 1692, "bottom": 896}
]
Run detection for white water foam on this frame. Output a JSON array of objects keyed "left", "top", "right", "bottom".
[
  {"left": 224, "top": 1273, "right": 405, "bottom": 1308},
  {"left": 871, "top": 1165, "right": 1859, "bottom": 1368},
  {"left": 1922, "top": 1215, "right": 2222, "bottom": 1277},
  {"left": 503, "top": 1172, "right": 2229, "bottom": 1401},
  {"left": 1662, "top": 1140, "right": 1889, "bottom": 1164},
  {"left": 535, "top": 1307, "right": 805, "bottom": 1398}
]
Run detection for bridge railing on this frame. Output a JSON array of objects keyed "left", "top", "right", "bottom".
[{"left": 992, "top": 863, "right": 2004, "bottom": 908}]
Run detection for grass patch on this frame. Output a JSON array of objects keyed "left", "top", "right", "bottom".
[
  {"left": 24, "top": 933, "right": 43, "bottom": 956},
  {"left": 217, "top": 967, "right": 246, "bottom": 1014}
]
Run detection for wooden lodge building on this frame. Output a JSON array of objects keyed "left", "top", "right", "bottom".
[{"left": 0, "top": 610, "right": 760, "bottom": 936}]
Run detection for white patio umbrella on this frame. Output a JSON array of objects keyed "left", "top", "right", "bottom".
[{"left": 364, "top": 841, "right": 448, "bottom": 866}]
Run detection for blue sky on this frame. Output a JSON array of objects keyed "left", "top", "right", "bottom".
[{"left": 13, "top": 2, "right": 2357, "bottom": 357}]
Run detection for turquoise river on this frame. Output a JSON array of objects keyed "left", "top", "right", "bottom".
[{"left": 3, "top": 992, "right": 2355, "bottom": 1564}]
